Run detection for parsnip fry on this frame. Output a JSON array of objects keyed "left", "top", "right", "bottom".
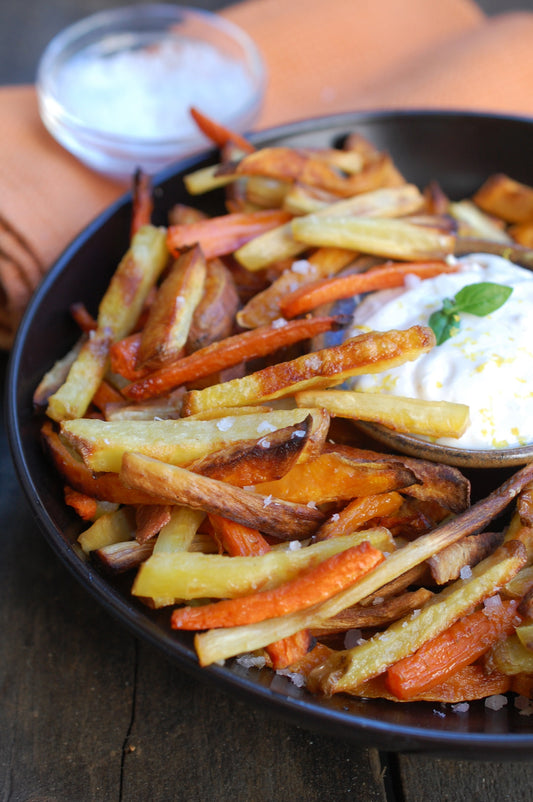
[
  {"left": 120, "top": 452, "right": 326, "bottom": 539},
  {"left": 295, "top": 389, "right": 470, "bottom": 439},
  {"left": 78, "top": 507, "right": 135, "bottom": 554},
  {"left": 132, "top": 529, "right": 392, "bottom": 605},
  {"left": 182, "top": 326, "right": 436, "bottom": 416},
  {"left": 428, "top": 530, "right": 504, "bottom": 584}
]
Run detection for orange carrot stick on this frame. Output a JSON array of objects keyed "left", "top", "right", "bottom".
[
  {"left": 109, "top": 333, "right": 146, "bottom": 381},
  {"left": 167, "top": 209, "right": 291, "bottom": 260},
  {"left": 70, "top": 302, "right": 97, "bottom": 333},
  {"left": 315, "top": 491, "right": 404, "bottom": 540},
  {"left": 123, "top": 314, "right": 347, "bottom": 401},
  {"left": 171, "top": 541, "right": 384, "bottom": 629},
  {"left": 266, "top": 629, "right": 314, "bottom": 670},
  {"left": 190, "top": 106, "right": 255, "bottom": 154},
  {"left": 209, "top": 514, "right": 270, "bottom": 557},
  {"left": 130, "top": 169, "right": 153, "bottom": 239},
  {"left": 386, "top": 599, "right": 521, "bottom": 700},
  {"left": 64, "top": 486, "right": 99, "bottom": 521},
  {"left": 280, "top": 261, "right": 458, "bottom": 318}
]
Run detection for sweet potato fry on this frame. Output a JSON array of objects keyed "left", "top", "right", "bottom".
[
  {"left": 190, "top": 106, "right": 255, "bottom": 154},
  {"left": 166, "top": 209, "right": 292, "bottom": 260},
  {"left": 171, "top": 541, "right": 384, "bottom": 629},
  {"left": 137, "top": 245, "right": 207, "bottom": 370},
  {"left": 120, "top": 452, "right": 326, "bottom": 539},
  {"left": 91, "top": 379, "right": 125, "bottom": 413},
  {"left": 280, "top": 260, "right": 457, "bottom": 318},
  {"left": 253, "top": 453, "right": 417, "bottom": 505},
  {"left": 123, "top": 314, "right": 348, "bottom": 401},
  {"left": 386, "top": 599, "right": 521, "bottom": 700},
  {"left": 182, "top": 325, "right": 436, "bottom": 416},
  {"left": 315, "top": 491, "right": 404, "bottom": 540}
]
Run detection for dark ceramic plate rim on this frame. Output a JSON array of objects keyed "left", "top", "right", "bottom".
[{"left": 7, "top": 109, "right": 533, "bottom": 757}]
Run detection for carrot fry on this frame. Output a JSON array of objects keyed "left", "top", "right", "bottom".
[
  {"left": 171, "top": 540, "right": 384, "bottom": 629},
  {"left": 70, "top": 302, "right": 97, "bottom": 333},
  {"left": 208, "top": 513, "right": 270, "bottom": 557},
  {"left": 280, "top": 261, "right": 458, "bottom": 318},
  {"left": 91, "top": 379, "right": 125, "bottom": 412},
  {"left": 386, "top": 599, "right": 521, "bottom": 700},
  {"left": 131, "top": 169, "right": 153, "bottom": 239},
  {"left": 190, "top": 106, "right": 255, "bottom": 154},
  {"left": 109, "top": 333, "right": 146, "bottom": 381},
  {"left": 64, "top": 486, "right": 99, "bottom": 521},
  {"left": 123, "top": 314, "right": 348, "bottom": 401},
  {"left": 266, "top": 629, "right": 313, "bottom": 670},
  {"left": 167, "top": 209, "right": 292, "bottom": 260}
]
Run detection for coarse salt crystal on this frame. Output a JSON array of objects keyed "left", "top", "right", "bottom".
[
  {"left": 433, "top": 709, "right": 446, "bottom": 719},
  {"left": 451, "top": 702, "right": 470, "bottom": 714},
  {"left": 236, "top": 654, "right": 267, "bottom": 670},
  {"left": 371, "top": 596, "right": 384, "bottom": 606},
  {"left": 263, "top": 494, "right": 273, "bottom": 508},
  {"left": 276, "top": 669, "right": 306, "bottom": 687},
  {"left": 216, "top": 417, "right": 234, "bottom": 431},
  {"left": 291, "top": 260, "right": 313, "bottom": 275},
  {"left": 460, "top": 564, "right": 472, "bottom": 580},
  {"left": 483, "top": 594, "right": 503, "bottom": 613},
  {"left": 259, "top": 438, "right": 270, "bottom": 449},
  {"left": 485, "top": 694, "right": 508, "bottom": 711},
  {"left": 257, "top": 421, "right": 277, "bottom": 434},
  {"left": 271, "top": 317, "right": 288, "bottom": 328},
  {"left": 307, "top": 500, "right": 318, "bottom": 509},
  {"left": 288, "top": 540, "right": 302, "bottom": 551},
  {"left": 291, "top": 429, "right": 306, "bottom": 439},
  {"left": 331, "top": 513, "right": 340, "bottom": 522}
]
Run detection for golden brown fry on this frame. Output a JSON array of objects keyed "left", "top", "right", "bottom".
[
  {"left": 135, "top": 504, "right": 172, "bottom": 544},
  {"left": 94, "top": 539, "right": 154, "bottom": 573},
  {"left": 182, "top": 325, "right": 436, "bottom": 416},
  {"left": 473, "top": 173, "right": 533, "bottom": 224},
  {"left": 186, "top": 259, "right": 239, "bottom": 352},
  {"left": 137, "top": 245, "right": 206, "bottom": 370},
  {"left": 188, "top": 412, "right": 330, "bottom": 485},
  {"left": 311, "top": 587, "right": 433, "bottom": 635},
  {"left": 120, "top": 452, "right": 326, "bottom": 540},
  {"left": 78, "top": 507, "right": 135, "bottom": 554},
  {"left": 428, "top": 530, "right": 504, "bottom": 585}
]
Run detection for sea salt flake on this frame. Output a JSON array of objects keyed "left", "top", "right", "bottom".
[
  {"left": 451, "top": 702, "right": 470, "bottom": 714},
  {"left": 483, "top": 594, "right": 503, "bottom": 614},
  {"left": 216, "top": 417, "right": 234, "bottom": 431},
  {"left": 291, "top": 429, "right": 306, "bottom": 439},
  {"left": 331, "top": 513, "right": 340, "bottom": 522},
  {"left": 372, "top": 596, "right": 384, "bottom": 606},
  {"left": 291, "top": 259, "right": 312, "bottom": 275},
  {"left": 263, "top": 495, "right": 273, "bottom": 508},
  {"left": 257, "top": 421, "right": 277, "bottom": 434},
  {"left": 271, "top": 317, "right": 288, "bottom": 328},
  {"left": 276, "top": 668, "right": 306, "bottom": 687},
  {"left": 307, "top": 500, "right": 318, "bottom": 509},
  {"left": 259, "top": 438, "right": 270, "bottom": 449},
  {"left": 485, "top": 694, "right": 508, "bottom": 711},
  {"left": 460, "top": 564, "right": 472, "bottom": 580},
  {"left": 236, "top": 654, "right": 266, "bottom": 670},
  {"left": 288, "top": 540, "right": 302, "bottom": 551},
  {"left": 433, "top": 709, "right": 446, "bottom": 719}
]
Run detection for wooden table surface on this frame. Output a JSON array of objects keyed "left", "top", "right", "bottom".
[{"left": 3, "top": 1, "right": 533, "bottom": 799}]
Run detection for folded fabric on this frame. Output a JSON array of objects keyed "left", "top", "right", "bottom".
[{"left": 1, "top": 0, "right": 533, "bottom": 347}]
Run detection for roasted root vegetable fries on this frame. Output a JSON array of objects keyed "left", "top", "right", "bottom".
[{"left": 35, "top": 111, "right": 533, "bottom": 705}]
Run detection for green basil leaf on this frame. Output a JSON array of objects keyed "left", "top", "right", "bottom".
[
  {"left": 428, "top": 309, "right": 459, "bottom": 346},
  {"left": 453, "top": 282, "right": 513, "bottom": 317}
]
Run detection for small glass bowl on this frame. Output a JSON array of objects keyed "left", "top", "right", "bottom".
[{"left": 36, "top": 4, "right": 266, "bottom": 181}]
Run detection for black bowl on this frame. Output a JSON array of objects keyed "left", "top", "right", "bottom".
[{"left": 7, "top": 110, "right": 533, "bottom": 757}]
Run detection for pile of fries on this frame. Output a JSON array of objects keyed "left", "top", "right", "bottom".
[{"left": 34, "top": 109, "right": 533, "bottom": 705}]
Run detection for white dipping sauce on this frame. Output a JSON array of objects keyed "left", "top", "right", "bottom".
[
  {"left": 56, "top": 37, "right": 254, "bottom": 140},
  {"left": 348, "top": 254, "right": 533, "bottom": 450}
]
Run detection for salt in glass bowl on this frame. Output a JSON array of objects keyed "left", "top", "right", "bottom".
[{"left": 36, "top": 4, "right": 266, "bottom": 181}]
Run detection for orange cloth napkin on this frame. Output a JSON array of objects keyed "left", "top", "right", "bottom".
[{"left": 1, "top": 0, "right": 533, "bottom": 347}]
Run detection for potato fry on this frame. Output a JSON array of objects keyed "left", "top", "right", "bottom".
[
  {"left": 60, "top": 408, "right": 316, "bottom": 473},
  {"left": 235, "top": 185, "right": 424, "bottom": 271},
  {"left": 295, "top": 389, "right": 470, "bottom": 439},
  {"left": 186, "top": 259, "right": 239, "bottom": 352},
  {"left": 47, "top": 225, "right": 168, "bottom": 421},
  {"left": 78, "top": 507, "right": 135, "bottom": 554},
  {"left": 486, "top": 633, "right": 533, "bottom": 675},
  {"left": 137, "top": 245, "right": 206, "bottom": 370},
  {"left": 291, "top": 216, "right": 455, "bottom": 261},
  {"left": 182, "top": 325, "right": 436, "bottom": 415}
]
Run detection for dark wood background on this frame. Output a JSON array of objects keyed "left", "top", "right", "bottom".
[{"left": 3, "top": 1, "right": 533, "bottom": 799}]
